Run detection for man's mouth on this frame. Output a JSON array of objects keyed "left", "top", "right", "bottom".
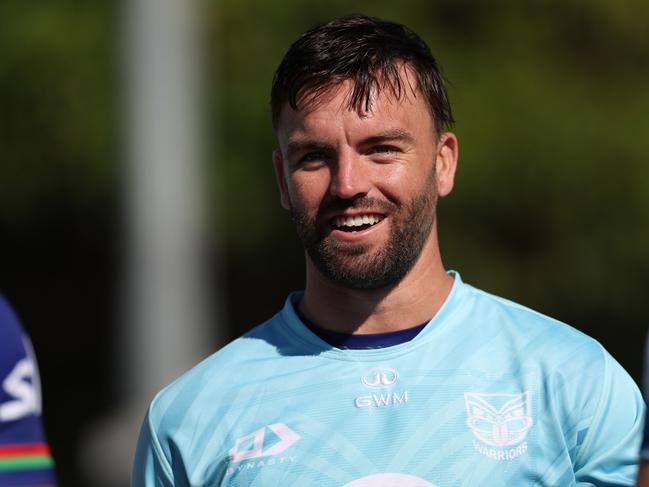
[{"left": 331, "top": 214, "right": 384, "bottom": 232}]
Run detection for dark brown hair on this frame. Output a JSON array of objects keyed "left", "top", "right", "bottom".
[{"left": 271, "top": 14, "right": 454, "bottom": 132}]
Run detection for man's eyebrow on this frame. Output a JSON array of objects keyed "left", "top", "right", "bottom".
[
  {"left": 285, "top": 129, "right": 414, "bottom": 158},
  {"left": 361, "top": 129, "right": 415, "bottom": 146}
]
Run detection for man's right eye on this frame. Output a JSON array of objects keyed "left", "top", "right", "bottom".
[
  {"left": 301, "top": 151, "right": 325, "bottom": 162},
  {"left": 296, "top": 152, "right": 328, "bottom": 169}
]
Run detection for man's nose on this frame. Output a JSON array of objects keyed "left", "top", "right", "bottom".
[{"left": 329, "top": 152, "right": 370, "bottom": 200}]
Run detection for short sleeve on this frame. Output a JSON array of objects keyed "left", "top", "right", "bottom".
[
  {"left": 131, "top": 411, "right": 175, "bottom": 487},
  {"left": 574, "top": 350, "right": 644, "bottom": 485},
  {"left": 0, "top": 295, "right": 57, "bottom": 485}
]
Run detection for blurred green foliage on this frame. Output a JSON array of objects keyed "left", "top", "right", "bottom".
[{"left": 0, "top": 1, "right": 117, "bottom": 226}]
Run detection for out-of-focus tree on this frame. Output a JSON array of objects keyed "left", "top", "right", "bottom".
[{"left": 0, "top": 1, "right": 117, "bottom": 224}]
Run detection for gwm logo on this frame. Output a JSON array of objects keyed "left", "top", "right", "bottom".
[
  {"left": 464, "top": 391, "right": 533, "bottom": 461},
  {"left": 361, "top": 367, "right": 399, "bottom": 388},
  {"left": 229, "top": 423, "right": 301, "bottom": 463},
  {"left": 355, "top": 367, "right": 409, "bottom": 409}
]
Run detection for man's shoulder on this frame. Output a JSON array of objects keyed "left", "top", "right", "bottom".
[
  {"left": 458, "top": 280, "right": 642, "bottom": 440},
  {"left": 459, "top": 280, "right": 605, "bottom": 360},
  {"left": 146, "top": 312, "right": 290, "bottom": 426}
]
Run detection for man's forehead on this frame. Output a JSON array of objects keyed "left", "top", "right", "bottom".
[{"left": 276, "top": 75, "right": 429, "bottom": 134}]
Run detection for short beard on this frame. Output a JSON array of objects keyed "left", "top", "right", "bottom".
[{"left": 290, "top": 172, "right": 437, "bottom": 290}]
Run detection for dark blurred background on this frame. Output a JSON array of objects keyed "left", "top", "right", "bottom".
[{"left": 1, "top": 0, "right": 648, "bottom": 485}]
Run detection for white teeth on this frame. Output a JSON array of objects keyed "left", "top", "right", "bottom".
[{"left": 333, "top": 214, "right": 382, "bottom": 228}]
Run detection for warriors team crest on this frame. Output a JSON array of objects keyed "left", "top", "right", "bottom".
[{"left": 464, "top": 391, "right": 533, "bottom": 460}]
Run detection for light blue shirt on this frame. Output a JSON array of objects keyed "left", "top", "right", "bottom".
[{"left": 133, "top": 273, "right": 643, "bottom": 486}]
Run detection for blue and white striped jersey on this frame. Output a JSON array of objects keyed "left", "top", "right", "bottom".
[{"left": 132, "top": 273, "right": 643, "bottom": 486}]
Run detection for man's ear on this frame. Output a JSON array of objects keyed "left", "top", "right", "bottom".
[
  {"left": 273, "top": 149, "right": 291, "bottom": 210},
  {"left": 435, "top": 132, "right": 458, "bottom": 198}
]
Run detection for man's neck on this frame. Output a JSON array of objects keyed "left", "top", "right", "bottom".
[{"left": 298, "top": 239, "right": 453, "bottom": 335}]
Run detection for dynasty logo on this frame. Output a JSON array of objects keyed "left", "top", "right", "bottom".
[{"left": 227, "top": 423, "right": 301, "bottom": 475}]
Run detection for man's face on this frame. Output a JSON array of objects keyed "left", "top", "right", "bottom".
[{"left": 273, "top": 77, "right": 455, "bottom": 289}]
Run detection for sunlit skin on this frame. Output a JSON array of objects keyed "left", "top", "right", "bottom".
[
  {"left": 637, "top": 462, "right": 649, "bottom": 487},
  {"left": 273, "top": 74, "right": 458, "bottom": 334}
]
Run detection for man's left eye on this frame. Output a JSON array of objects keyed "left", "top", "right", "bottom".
[{"left": 372, "top": 145, "right": 397, "bottom": 155}]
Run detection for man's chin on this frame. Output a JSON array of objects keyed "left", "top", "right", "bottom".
[
  {"left": 321, "top": 266, "right": 400, "bottom": 290},
  {"left": 322, "top": 234, "right": 383, "bottom": 256},
  {"left": 311, "top": 252, "right": 397, "bottom": 289}
]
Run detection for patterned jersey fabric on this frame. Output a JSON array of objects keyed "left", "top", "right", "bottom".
[{"left": 133, "top": 273, "right": 643, "bottom": 486}]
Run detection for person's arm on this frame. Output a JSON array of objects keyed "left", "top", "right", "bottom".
[
  {"left": 0, "top": 296, "right": 57, "bottom": 487},
  {"left": 637, "top": 461, "right": 649, "bottom": 487},
  {"left": 635, "top": 332, "right": 649, "bottom": 487},
  {"left": 0, "top": 441, "right": 56, "bottom": 487}
]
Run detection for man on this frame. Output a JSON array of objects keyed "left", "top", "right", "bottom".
[
  {"left": 133, "top": 15, "right": 643, "bottom": 486},
  {"left": 0, "top": 295, "right": 56, "bottom": 486}
]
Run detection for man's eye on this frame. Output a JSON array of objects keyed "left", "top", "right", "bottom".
[
  {"left": 301, "top": 151, "right": 325, "bottom": 162},
  {"left": 372, "top": 145, "right": 398, "bottom": 155},
  {"left": 295, "top": 152, "right": 329, "bottom": 169}
]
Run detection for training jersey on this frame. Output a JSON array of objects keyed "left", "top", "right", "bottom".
[
  {"left": 132, "top": 273, "right": 643, "bottom": 486},
  {"left": 0, "top": 296, "right": 56, "bottom": 485}
]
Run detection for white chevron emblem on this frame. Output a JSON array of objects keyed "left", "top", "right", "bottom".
[{"left": 229, "top": 423, "right": 301, "bottom": 463}]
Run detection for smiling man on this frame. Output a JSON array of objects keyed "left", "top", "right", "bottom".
[
  {"left": 273, "top": 72, "right": 456, "bottom": 331},
  {"left": 132, "top": 15, "right": 643, "bottom": 486}
]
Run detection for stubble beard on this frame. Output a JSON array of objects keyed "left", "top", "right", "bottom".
[{"left": 290, "top": 171, "right": 438, "bottom": 290}]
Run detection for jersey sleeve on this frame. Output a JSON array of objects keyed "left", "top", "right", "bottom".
[
  {"left": 573, "top": 349, "right": 644, "bottom": 485},
  {"left": 0, "top": 295, "right": 57, "bottom": 486},
  {"left": 131, "top": 411, "right": 175, "bottom": 487}
]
